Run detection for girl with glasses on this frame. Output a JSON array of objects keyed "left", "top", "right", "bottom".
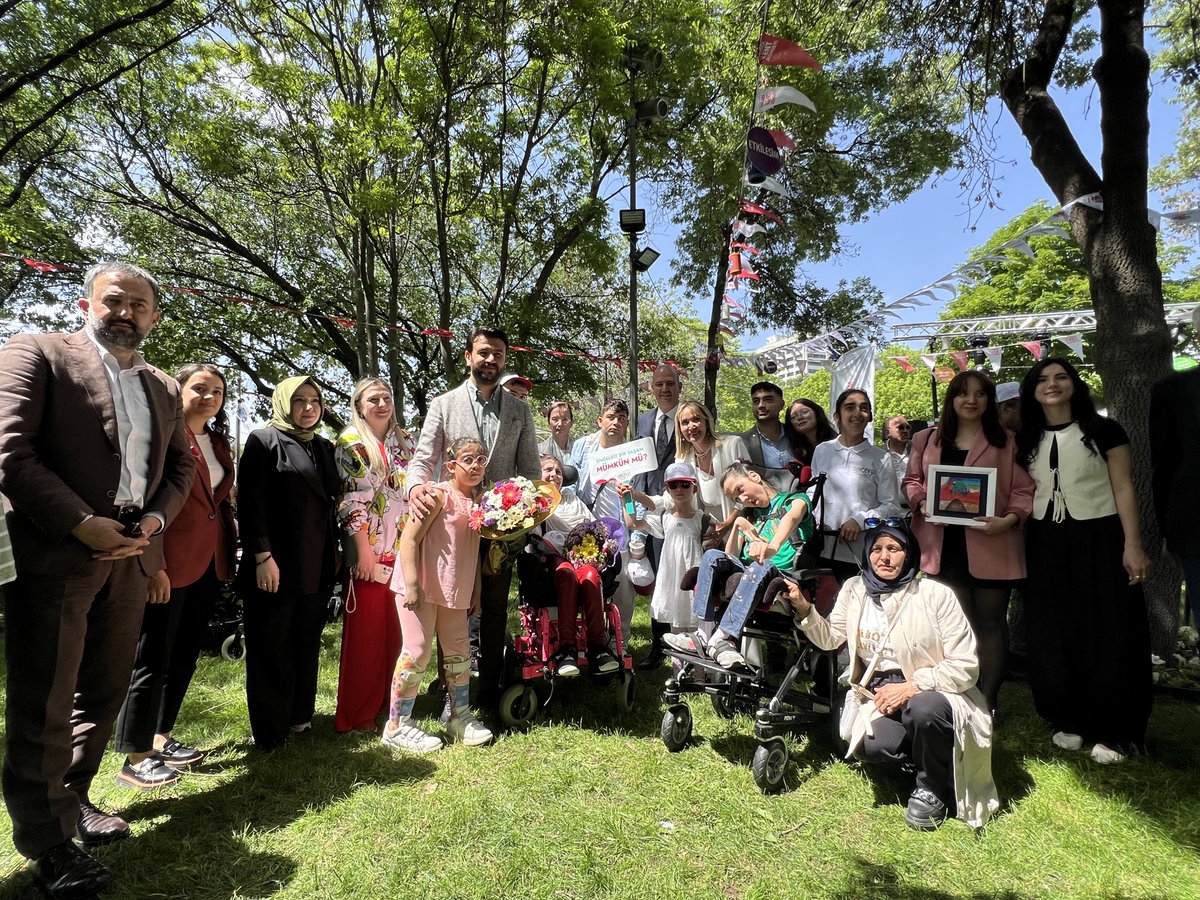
[{"left": 382, "top": 438, "right": 494, "bottom": 753}]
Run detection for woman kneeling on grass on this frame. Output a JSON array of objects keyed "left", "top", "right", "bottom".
[
  {"left": 785, "top": 519, "right": 998, "bottom": 831},
  {"left": 382, "top": 438, "right": 494, "bottom": 753}
]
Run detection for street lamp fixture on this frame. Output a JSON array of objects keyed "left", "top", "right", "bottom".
[
  {"left": 619, "top": 208, "right": 646, "bottom": 234},
  {"left": 634, "top": 97, "right": 668, "bottom": 125},
  {"left": 634, "top": 247, "right": 660, "bottom": 272}
]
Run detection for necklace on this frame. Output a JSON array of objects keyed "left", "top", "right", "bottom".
[{"left": 693, "top": 443, "right": 712, "bottom": 458}]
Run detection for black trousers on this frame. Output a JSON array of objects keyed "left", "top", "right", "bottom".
[
  {"left": 3, "top": 560, "right": 149, "bottom": 857},
  {"left": 243, "top": 587, "right": 328, "bottom": 749},
  {"left": 475, "top": 540, "right": 514, "bottom": 699},
  {"left": 114, "top": 563, "right": 220, "bottom": 754},
  {"left": 856, "top": 680, "right": 956, "bottom": 811}
]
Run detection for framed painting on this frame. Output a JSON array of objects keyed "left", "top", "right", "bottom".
[{"left": 925, "top": 464, "right": 997, "bottom": 526}]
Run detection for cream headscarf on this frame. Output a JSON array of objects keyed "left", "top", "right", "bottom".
[{"left": 268, "top": 375, "right": 322, "bottom": 442}]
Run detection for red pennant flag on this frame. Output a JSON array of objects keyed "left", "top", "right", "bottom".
[
  {"left": 757, "top": 34, "right": 822, "bottom": 69},
  {"left": 951, "top": 350, "right": 970, "bottom": 372},
  {"left": 719, "top": 325, "right": 735, "bottom": 336},
  {"left": 730, "top": 242, "right": 761, "bottom": 256},
  {"left": 768, "top": 129, "right": 796, "bottom": 151},
  {"left": 891, "top": 357, "right": 916, "bottom": 373},
  {"left": 1022, "top": 341, "right": 1045, "bottom": 361},
  {"left": 739, "top": 200, "right": 785, "bottom": 225},
  {"left": 22, "top": 257, "right": 69, "bottom": 273}
]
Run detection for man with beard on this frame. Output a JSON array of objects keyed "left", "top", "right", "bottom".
[
  {"left": 407, "top": 327, "right": 540, "bottom": 711},
  {"left": 0, "top": 262, "right": 194, "bottom": 899},
  {"left": 740, "top": 381, "right": 795, "bottom": 491}
]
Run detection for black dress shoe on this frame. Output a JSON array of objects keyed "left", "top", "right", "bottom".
[
  {"left": 904, "top": 787, "right": 949, "bottom": 831},
  {"left": 76, "top": 801, "right": 130, "bottom": 847},
  {"left": 158, "top": 737, "right": 206, "bottom": 769},
  {"left": 637, "top": 646, "right": 666, "bottom": 671},
  {"left": 28, "top": 840, "right": 113, "bottom": 899}
]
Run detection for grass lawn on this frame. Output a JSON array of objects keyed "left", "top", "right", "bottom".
[{"left": 1, "top": 607, "right": 1198, "bottom": 899}]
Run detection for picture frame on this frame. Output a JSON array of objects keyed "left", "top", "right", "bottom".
[{"left": 925, "top": 464, "right": 997, "bottom": 526}]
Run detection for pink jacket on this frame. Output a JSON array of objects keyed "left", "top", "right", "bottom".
[{"left": 902, "top": 427, "right": 1034, "bottom": 581}]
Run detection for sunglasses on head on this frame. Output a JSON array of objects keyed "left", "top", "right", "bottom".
[
  {"left": 864, "top": 516, "right": 906, "bottom": 529},
  {"left": 666, "top": 480, "right": 694, "bottom": 490}
]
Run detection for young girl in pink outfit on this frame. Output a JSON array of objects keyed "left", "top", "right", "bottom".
[{"left": 383, "top": 438, "right": 493, "bottom": 752}]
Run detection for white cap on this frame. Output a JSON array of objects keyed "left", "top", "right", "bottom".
[{"left": 996, "top": 382, "right": 1020, "bottom": 404}]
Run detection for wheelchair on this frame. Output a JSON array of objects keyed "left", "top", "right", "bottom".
[
  {"left": 497, "top": 517, "right": 635, "bottom": 727},
  {"left": 659, "top": 561, "right": 844, "bottom": 793},
  {"left": 658, "top": 468, "right": 848, "bottom": 793}
]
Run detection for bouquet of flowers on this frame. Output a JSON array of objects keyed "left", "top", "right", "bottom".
[
  {"left": 469, "top": 477, "right": 559, "bottom": 541},
  {"left": 563, "top": 519, "right": 618, "bottom": 572}
]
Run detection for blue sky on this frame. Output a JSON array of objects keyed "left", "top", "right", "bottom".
[{"left": 647, "top": 77, "right": 1189, "bottom": 350}]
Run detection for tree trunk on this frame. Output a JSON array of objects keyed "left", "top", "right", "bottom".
[
  {"left": 1001, "top": 0, "right": 1179, "bottom": 655},
  {"left": 704, "top": 222, "right": 732, "bottom": 418}
]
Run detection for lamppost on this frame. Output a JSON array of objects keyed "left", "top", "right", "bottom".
[{"left": 620, "top": 43, "right": 666, "bottom": 429}]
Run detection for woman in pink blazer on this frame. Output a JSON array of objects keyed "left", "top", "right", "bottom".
[{"left": 903, "top": 371, "right": 1034, "bottom": 716}]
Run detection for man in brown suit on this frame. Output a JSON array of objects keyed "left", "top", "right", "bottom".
[{"left": 0, "top": 262, "right": 194, "bottom": 899}]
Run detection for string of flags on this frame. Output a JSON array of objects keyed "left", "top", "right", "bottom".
[
  {"left": 712, "top": 31, "right": 824, "bottom": 368},
  {"left": 787, "top": 192, "right": 1200, "bottom": 358},
  {"left": 1, "top": 252, "right": 690, "bottom": 375},
  {"left": 891, "top": 330, "right": 1089, "bottom": 377}
]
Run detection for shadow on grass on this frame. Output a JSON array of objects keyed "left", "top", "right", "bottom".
[
  {"left": 0, "top": 729, "right": 436, "bottom": 900},
  {"left": 828, "top": 858, "right": 1026, "bottom": 899},
  {"left": 996, "top": 682, "right": 1200, "bottom": 850}
]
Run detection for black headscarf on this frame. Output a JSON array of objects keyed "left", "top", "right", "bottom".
[{"left": 859, "top": 521, "right": 921, "bottom": 599}]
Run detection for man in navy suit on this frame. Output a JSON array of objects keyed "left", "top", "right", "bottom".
[{"left": 633, "top": 365, "right": 680, "bottom": 668}]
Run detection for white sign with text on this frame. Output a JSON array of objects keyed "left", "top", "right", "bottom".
[{"left": 589, "top": 437, "right": 658, "bottom": 484}]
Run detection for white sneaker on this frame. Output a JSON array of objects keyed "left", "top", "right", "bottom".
[
  {"left": 381, "top": 721, "right": 443, "bottom": 753},
  {"left": 663, "top": 632, "right": 705, "bottom": 654},
  {"left": 446, "top": 713, "right": 494, "bottom": 747},
  {"left": 1090, "top": 743, "right": 1126, "bottom": 765},
  {"left": 1051, "top": 731, "right": 1083, "bottom": 751}
]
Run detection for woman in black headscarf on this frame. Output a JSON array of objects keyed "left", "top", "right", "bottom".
[
  {"left": 785, "top": 519, "right": 998, "bottom": 831},
  {"left": 236, "top": 376, "right": 340, "bottom": 750}
]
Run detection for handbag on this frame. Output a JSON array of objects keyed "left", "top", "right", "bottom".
[{"left": 838, "top": 589, "right": 915, "bottom": 743}]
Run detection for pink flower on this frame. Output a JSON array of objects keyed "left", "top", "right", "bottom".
[{"left": 468, "top": 508, "right": 486, "bottom": 531}]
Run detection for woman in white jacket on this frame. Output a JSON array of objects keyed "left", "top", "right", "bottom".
[{"left": 785, "top": 519, "right": 998, "bottom": 831}]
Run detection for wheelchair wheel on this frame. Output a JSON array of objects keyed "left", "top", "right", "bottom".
[
  {"left": 499, "top": 684, "right": 538, "bottom": 728},
  {"left": 660, "top": 704, "right": 692, "bottom": 752},
  {"left": 620, "top": 671, "right": 635, "bottom": 712},
  {"left": 220, "top": 632, "right": 246, "bottom": 662},
  {"left": 751, "top": 738, "right": 789, "bottom": 794}
]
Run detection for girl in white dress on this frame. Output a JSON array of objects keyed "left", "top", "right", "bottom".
[{"left": 621, "top": 462, "right": 708, "bottom": 631}]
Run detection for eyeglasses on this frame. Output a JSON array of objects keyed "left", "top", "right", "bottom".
[
  {"left": 454, "top": 454, "right": 488, "bottom": 467},
  {"left": 864, "top": 516, "right": 906, "bottom": 529},
  {"left": 665, "top": 480, "right": 694, "bottom": 490},
  {"left": 893, "top": 424, "right": 911, "bottom": 431}
]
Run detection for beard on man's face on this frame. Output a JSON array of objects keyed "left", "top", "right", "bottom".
[
  {"left": 88, "top": 312, "right": 145, "bottom": 351},
  {"left": 471, "top": 362, "right": 501, "bottom": 384}
]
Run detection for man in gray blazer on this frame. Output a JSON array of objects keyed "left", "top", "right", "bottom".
[
  {"left": 0, "top": 262, "right": 194, "bottom": 899},
  {"left": 407, "top": 327, "right": 540, "bottom": 709}
]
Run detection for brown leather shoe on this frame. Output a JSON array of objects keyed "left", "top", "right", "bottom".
[
  {"left": 76, "top": 801, "right": 130, "bottom": 848},
  {"left": 28, "top": 839, "right": 113, "bottom": 899}
]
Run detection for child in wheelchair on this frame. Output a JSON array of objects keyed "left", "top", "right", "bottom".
[
  {"left": 663, "top": 460, "right": 815, "bottom": 671},
  {"left": 522, "top": 455, "right": 621, "bottom": 677}
]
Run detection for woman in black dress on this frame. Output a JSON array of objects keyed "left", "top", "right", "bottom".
[
  {"left": 1016, "top": 358, "right": 1152, "bottom": 763},
  {"left": 237, "top": 375, "right": 340, "bottom": 750}
]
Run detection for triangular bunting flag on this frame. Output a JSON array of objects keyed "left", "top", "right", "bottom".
[
  {"left": 758, "top": 34, "right": 821, "bottom": 69},
  {"left": 920, "top": 354, "right": 938, "bottom": 371},
  {"left": 768, "top": 129, "right": 796, "bottom": 151},
  {"left": 1060, "top": 332, "right": 1086, "bottom": 360},
  {"left": 1022, "top": 341, "right": 1045, "bottom": 361},
  {"left": 983, "top": 347, "right": 1004, "bottom": 371},
  {"left": 754, "top": 85, "right": 817, "bottom": 113},
  {"left": 891, "top": 357, "right": 916, "bottom": 373},
  {"left": 951, "top": 350, "right": 970, "bottom": 372}
]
